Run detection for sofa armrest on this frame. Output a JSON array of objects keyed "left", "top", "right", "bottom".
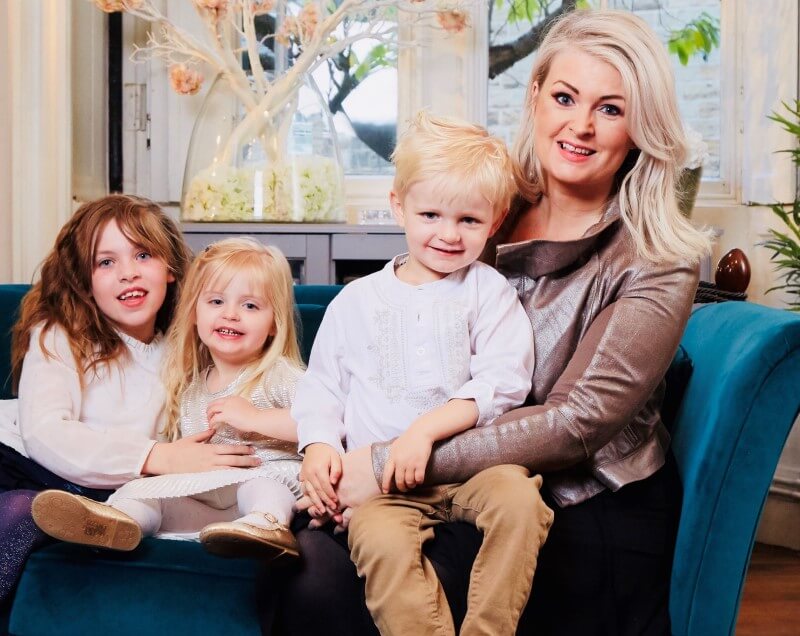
[{"left": 670, "top": 302, "right": 800, "bottom": 636}]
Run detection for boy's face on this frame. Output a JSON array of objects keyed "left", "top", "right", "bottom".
[{"left": 390, "top": 179, "right": 501, "bottom": 285}]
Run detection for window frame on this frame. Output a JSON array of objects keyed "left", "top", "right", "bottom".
[{"left": 121, "top": 1, "right": 749, "bottom": 213}]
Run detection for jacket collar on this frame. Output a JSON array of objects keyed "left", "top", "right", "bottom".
[{"left": 490, "top": 196, "right": 622, "bottom": 278}]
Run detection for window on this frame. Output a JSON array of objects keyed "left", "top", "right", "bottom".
[
  {"left": 122, "top": 0, "right": 403, "bottom": 216},
  {"left": 245, "top": 5, "right": 399, "bottom": 177},
  {"left": 121, "top": 1, "right": 737, "bottom": 212}
]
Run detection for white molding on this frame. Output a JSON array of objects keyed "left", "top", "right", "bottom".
[
  {"left": 344, "top": 176, "right": 394, "bottom": 222},
  {"left": 738, "top": 0, "right": 798, "bottom": 205},
  {"left": 9, "top": 0, "right": 72, "bottom": 283},
  {"left": 771, "top": 414, "right": 800, "bottom": 501},
  {"left": 695, "top": 0, "right": 741, "bottom": 204},
  {"left": 465, "top": 1, "right": 489, "bottom": 125}
]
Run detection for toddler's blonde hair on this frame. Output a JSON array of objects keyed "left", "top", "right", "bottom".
[{"left": 392, "top": 111, "right": 516, "bottom": 219}]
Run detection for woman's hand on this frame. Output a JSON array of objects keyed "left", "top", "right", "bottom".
[
  {"left": 336, "top": 445, "right": 381, "bottom": 509},
  {"left": 141, "top": 429, "right": 260, "bottom": 475},
  {"left": 294, "top": 445, "right": 381, "bottom": 529},
  {"left": 207, "top": 396, "right": 260, "bottom": 433}
]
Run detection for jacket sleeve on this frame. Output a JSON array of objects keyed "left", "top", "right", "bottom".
[
  {"left": 18, "top": 327, "right": 157, "bottom": 488},
  {"left": 372, "top": 260, "right": 699, "bottom": 486}
]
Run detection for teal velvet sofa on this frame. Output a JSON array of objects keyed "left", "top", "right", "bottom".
[{"left": 1, "top": 283, "right": 799, "bottom": 636}]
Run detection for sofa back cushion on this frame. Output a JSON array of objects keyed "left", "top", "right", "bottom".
[
  {"left": 0, "top": 285, "right": 30, "bottom": 400},
  {"left": 0, "top": 284, "right": 344, "bottom": 398}
]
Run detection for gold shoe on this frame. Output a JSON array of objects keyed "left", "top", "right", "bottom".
[
  {"left": 200, "top": 513, "right": 300, "bottom": 563},
  {"left": 31, "top": 489, "right": 141, "bottom": 551}
]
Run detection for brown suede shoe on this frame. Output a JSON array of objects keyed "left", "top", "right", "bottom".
[
  {"left": 31, "top": 489, "right": 142, "bottom": 551},
  {"left": 200, "top": 513, "right": 300, "bottom": 563}
]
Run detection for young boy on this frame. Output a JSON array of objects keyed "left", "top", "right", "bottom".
[{"left": 292, "top": 112, "right": 553, "bottom": 635}]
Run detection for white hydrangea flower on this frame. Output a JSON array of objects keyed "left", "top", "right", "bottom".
[{"left": 183, "top": 156, "right": 344, "bottom": 222}]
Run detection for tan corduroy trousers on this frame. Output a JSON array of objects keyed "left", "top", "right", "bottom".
[{"left": 348, "top": 464, "right": 554, "bottom": 636}]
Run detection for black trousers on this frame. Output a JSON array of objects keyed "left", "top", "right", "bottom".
[{"left": 259, "top": 453, "right": 681, "bottom": 636}]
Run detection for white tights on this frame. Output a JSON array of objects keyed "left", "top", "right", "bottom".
[{"left": 113, "top": 477, "right": 296, "bottom": 536}]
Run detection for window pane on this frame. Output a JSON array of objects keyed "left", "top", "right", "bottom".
[
  {"left": 487, "top": 1, "right": 722, "bottom": 180},
  {"left": 252, "top": 9, "right": 398, "bottom": 177},
  {"left": 609, "top": 0, "right": 722, "bottom": 179},
  {"left": 312, "top": 61, "right": 397, "bottom": 176}
]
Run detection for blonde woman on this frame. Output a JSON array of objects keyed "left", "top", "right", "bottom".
[
  {"left": 34, "top": 238, "right": 305, "bottom": 561},
  {"left": 271, "top": 9, "right": 713, "bottom": 635}
]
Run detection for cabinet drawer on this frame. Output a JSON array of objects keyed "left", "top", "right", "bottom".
[
  {"left": 331, "top": 234, "right": 406, "bottom": 260},
  {"left": 182, "top": 232, "right": 307, "bottom": 258}
]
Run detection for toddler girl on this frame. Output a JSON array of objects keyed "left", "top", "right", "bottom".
[{"left": 33, "top": 238, "right": 305, "bottom": 561}]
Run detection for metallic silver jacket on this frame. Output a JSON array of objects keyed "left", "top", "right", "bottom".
[{"left": 372, "top": 199, "right": 699, "bottom": 507}]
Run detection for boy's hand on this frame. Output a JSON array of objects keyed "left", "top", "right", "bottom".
[
  {"left": 300, "top": 443, "right": 342, "bottom": 513},
  {"left": 207, "top": 396, "right": 259, "bottom": 433},
  {"left": 383, "top": 427, "right": 433, "bottom": 493}
]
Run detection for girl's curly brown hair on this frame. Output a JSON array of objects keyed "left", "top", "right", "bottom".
[{"left": 11, "top": 195, "right": 192, "bottom": 391}]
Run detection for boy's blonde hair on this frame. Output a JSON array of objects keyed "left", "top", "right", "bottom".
[
  {"left": 11, "top": 195, "right": 191, "bottom": 391},
  {"left": 392, "top": 111, "right": 516, "bottom": 219},
  {"left": 513, "top": 9, "right": 713, "bottom": 264},
  {"left": 161, "top": 238, "right": 303, "bottom": 440}
]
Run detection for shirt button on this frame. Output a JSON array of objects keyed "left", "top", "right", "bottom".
[{"left": 416, "top": 346, "right": 425, "bottom": 356}]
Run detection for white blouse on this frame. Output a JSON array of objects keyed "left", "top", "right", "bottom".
[
  {"left": 293, "top": 256, "right": 535, "bottom": 454},
  {"left": 14, "top": 324, "right": 166, "bottom": 488}
]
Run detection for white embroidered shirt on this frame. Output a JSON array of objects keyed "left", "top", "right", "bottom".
[{"left": 293, "top": 256, "right": 535, "bottom": 453}]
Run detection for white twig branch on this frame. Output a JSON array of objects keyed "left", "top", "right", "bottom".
[
  {"left": 112, "top": 0, "right": 470, "bottom": 166},
  {"left": 241, "top": 1, "right": 270, "bottom": 97}
]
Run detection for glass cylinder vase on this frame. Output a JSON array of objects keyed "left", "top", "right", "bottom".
[{"left": 181, "top": 74, "right": 345, "bottom": 223}]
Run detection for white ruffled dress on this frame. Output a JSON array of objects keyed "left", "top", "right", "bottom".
[{"left": 109, "top": 357, "right": 303, "bottom": 507}]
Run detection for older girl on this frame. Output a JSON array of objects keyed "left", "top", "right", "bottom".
[{"left": 0, "top": 196, "right": 257, "bottom": 602}]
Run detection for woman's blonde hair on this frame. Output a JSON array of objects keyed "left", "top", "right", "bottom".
[
  {"left": 11, "top": 195, "right": 191, "bottom": 391},
  {"left": 161, "top": 237, "right": 302, "bottom": 440},
  {"left": 393, "top": 111, "right": 517, "bottom": 219},
  {"left": 513, "top": 9, "right": 713, "bottom": 263}
]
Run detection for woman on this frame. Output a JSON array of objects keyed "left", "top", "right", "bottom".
[{"left": 265, "top": 9, "right": 713, "bottom": 635}]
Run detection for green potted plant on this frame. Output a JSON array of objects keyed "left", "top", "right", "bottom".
[{"left": 763, "top": 100, "right": 800, "bottom": 311}]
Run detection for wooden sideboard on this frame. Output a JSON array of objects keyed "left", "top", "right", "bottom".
[{"left": 181, "top": 222, "right": 407, "bottom": 284}]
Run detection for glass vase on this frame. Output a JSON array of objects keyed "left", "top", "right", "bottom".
[{"left": 181, "top": 74, "right": 345, "bottom": 223}]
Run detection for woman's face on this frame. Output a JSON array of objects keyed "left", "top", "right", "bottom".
[{"left": 532, "top": 48, "right": 634, "bottom": 200}]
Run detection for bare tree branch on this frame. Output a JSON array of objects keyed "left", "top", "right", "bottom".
[
  {"left": 328, "top": 69, "right": 361, "bottom": 114},
  {"left": 488, "top": 0, "right": 578, "bottom": 79}
]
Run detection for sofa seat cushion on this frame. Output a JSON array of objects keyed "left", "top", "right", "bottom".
[{"left": 11, "top": 539, "right": 260, "bottom": 636}]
